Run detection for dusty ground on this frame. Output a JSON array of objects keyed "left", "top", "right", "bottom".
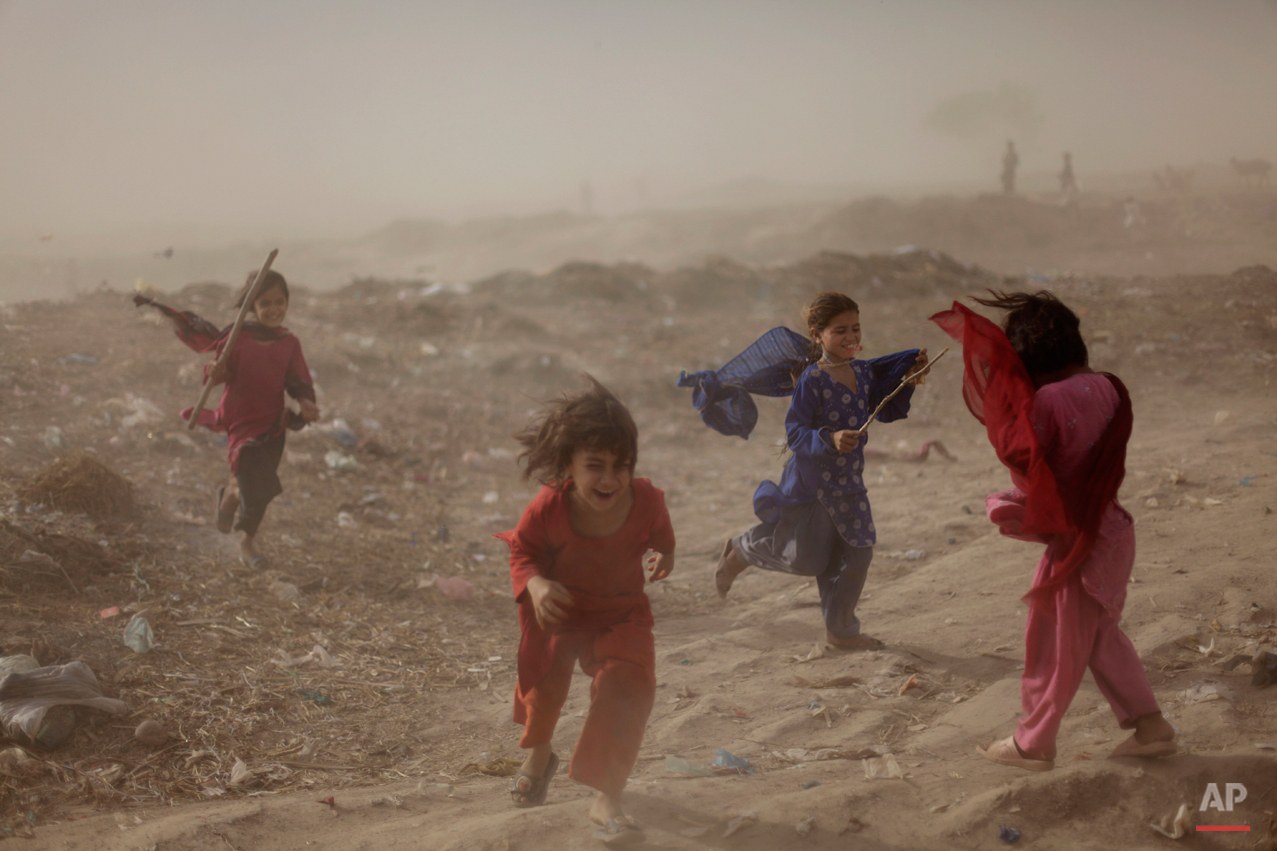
[{"left": 1, "top": 199, "right": 1276, "bottom": 850}]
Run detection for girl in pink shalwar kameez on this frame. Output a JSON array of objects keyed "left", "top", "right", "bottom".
[{"left": 932, "top": 291, "right": 1176, "bottom": 772}]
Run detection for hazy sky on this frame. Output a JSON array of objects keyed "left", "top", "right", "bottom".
[{"left": 2, "top": 0, "right": 1275, "bottom": 241}]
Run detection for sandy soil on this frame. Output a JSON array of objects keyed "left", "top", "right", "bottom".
[{"left": 1, "top": 206, "right": 1275, "bottom": 850}]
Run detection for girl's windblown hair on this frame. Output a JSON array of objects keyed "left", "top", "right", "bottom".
[
  {"left": 790, "top": 291, "right": 860, "bottom": 381},
  {"left": 234, "top": 269, "right": 289, "bottom": 310},
  {"left": 516, "top": 375, "right": 639, "bottom": 486},
  {"left": 971, "top": 289, "right": 1087, "bottom": 379}
]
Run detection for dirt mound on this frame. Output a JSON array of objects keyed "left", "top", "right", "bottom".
[
  {"left": 764, "top": 247, "right": 998, "bottom": 301},
  {"left": 15, "top": 453, "right": 134, "bottom": 518},
  {"left": 653, "top": 255, "right": 762, "bottom": 309},
  {"left": 543, "top": 260, "right": 655, "bottom": 302}
]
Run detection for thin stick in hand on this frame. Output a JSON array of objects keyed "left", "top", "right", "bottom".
[
  {"left": 186, "top": 248, "right": 279, "bottom": 430},
  {"left": 858, "top": 347, "right": 949, "bottom": 433}
]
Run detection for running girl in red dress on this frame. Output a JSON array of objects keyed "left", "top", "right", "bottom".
[
  {"left": 496, "top": 377, "right": 675, "bottom": 845},
  {"left": 135, "top": 270, "right": 319, "bottom": 567}
]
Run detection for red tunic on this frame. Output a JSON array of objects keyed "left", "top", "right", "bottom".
[
  {"left": 182, "top": 330, "right": 313, "bottom": 474},
  {"left": 495, "top": 478, "right": 675, "bottom": 798}
]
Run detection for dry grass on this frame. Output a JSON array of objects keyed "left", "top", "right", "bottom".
[{"left": 15, "top": 453, "right": 134, "bottom": 519}]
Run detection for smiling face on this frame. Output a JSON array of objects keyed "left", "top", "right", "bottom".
[
  {"left": 565, "top": 447, "right": 633, "bottom": 516},
  {"left": 252, "top": 284, "right": 289, "bottom": 328},
  {"left": 814, "top": 310, "right": 861, "bottom": 362}
]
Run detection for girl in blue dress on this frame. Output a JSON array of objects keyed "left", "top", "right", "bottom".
[{"left": 713, "top": 292, "right": 928, "bottom": 650}]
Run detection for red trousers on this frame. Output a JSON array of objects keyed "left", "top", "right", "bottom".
[
  {"left": 1015, "top": 574, "right": 1160, "bottom": 755},
  {"left": 515, "top": 623, "right": 655, "bottom": 799}
]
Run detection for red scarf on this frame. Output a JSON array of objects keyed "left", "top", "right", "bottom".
[{"left": 930, "top": 302, "right": 1133, "bottom": 608}]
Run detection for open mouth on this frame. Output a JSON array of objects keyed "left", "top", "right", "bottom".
[{"left": 593, "top": 489, "right": 616, "bottom": 502}]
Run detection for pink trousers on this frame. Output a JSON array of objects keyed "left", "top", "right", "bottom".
[{"left": 1015, "top": 574, "right": 1160, "bottom": 755}]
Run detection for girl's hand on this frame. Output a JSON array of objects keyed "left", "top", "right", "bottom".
[
  {"left": 299, "top": 399, "right": 321, "bottom": 423},
  {"left": 647, "top": 551, "right": 675, "bottom": 582},
  {"left": 208, "top": 361, "right": 228, "bottom": 385},
  {"left": 526, "top": 576, "right": 573, "bottom": 629},
  {"left": 831, "top": 429, "right": 863, "bottom": 453},
  {"left": 905, "top": 348, "right": 930, "bottom": 386}
]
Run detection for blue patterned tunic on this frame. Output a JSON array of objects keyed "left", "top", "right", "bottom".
[{"left": 752, "top": 352, "right": 919, "bottom": 547}]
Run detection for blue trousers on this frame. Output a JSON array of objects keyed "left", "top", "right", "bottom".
[{"left": 733, "top": 501, "right": 873, "bottom": 639}]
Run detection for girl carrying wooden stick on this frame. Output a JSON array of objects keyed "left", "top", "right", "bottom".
[
  {"left": 684, "top": 292, "right": 929, "bottom": 650},
  {"left": 134, "top": 269, "right": 319, "bottom": 567}
]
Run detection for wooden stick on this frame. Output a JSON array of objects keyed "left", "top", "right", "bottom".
[
  {"left": 186, "top": 249, "right": 278, "bottom": 430},
  {"left": 857, "top": 347, "right": 949, "bottom": 432}
]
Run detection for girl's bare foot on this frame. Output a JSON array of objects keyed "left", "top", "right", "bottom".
[
  {"left": 216, "top": 484, "right": 240, "bottom": 533},
  {"left": 825, "top": 631, "right": 884, "bottom": 651},
  {"left": 1110, "top": 712, "right": 1177, "bottom": 758},
  {"left": 239, "top": 534, "right": 267, "bottom": 569},
  {"left": 714, "top": 539, "right": 747, "bottom": 598},
  {"left": 590, "top": 793, "right": 643, "bottom": 845}
]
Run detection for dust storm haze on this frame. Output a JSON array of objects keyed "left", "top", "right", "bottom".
[{"left": 1, "top": 0, "right": 1275, "bottom": 291}]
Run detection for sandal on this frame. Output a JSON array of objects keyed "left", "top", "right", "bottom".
[
  {"left": 510, "top": 752, "right": 558, "bottom": 808},
  {"left": 977, "top": 736, "right": 1054, "bottom": 772},
  {"left": 592, "top": 814, "right": 645, "bottom": 846},
  {"left": 215, "top": 486, "right": 236, "bottom": 534}
]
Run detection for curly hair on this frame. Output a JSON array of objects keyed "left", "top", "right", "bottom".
[
  {"left": 971, "top": 289, "right": 1088, "bottom": 379},
  {"left": 233, "top": 269, "right": 289, "bottom": 310},
  {"left": 790, "top": 291, "right": 860, "bottom": 381},
  {"left": 516, "top": 375, "right": 639, "bottom": 486}
]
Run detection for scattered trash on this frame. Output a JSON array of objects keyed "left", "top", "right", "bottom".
[
  {"left": 324, "top": 451, "right": 358, "bottom": 472},
  {"left": 58, "top": 353, "right": 98, "bottom": 365},
  {"left": 711, "top": 748, "right": 753, "bottom": 774},
  {"left": 434, "top": 576, "right": 476, "bottom": 602},
  {"left": 316, "top": 795, "right": 336, "bottom": 809},
  {"left": 1253, "top": 743, "right": 1275, "bottom": 750},
  {"left": 722, "top": 813, "right": 755, "bottom": 838},
  {"left": 0, "top": 661, "right": 127, "bottom": 748},
  {"left": 664, "top": 755, "right": 716, "bottom": 777},
  {"left": 482, "top": 491, "right": 499, "bottom": 505},
  {"left": 904, "top": 548, "right": 927, "bottom": 561},
  {"left": 123, "top": 614, "right": 154, "bottom": 654},
  {"left": 898, "top": 674, "right": 920, "bottom": 696},
  {"left": 999, "top": 824, "right": 1021, "bottom": 844},
  {"left": 801, "top": 781, "right": 821, "bottom": 790},
  {"left": 296, "top": 690, "right": 333, "bottom": 706},
  {"left": 229, "top": 757, "right": 254, "bottom": 787},
  {"left": 1213, "top": 410, "right": 1230, "bottom": 426},
  {"left": 42, "top": 426, "right": 68, "bottom": 450},
  {"left": 1149, "top": 803, "right": 1192, "bottom": 839},
  {"left": 371, "top": 794, "right": 403, "bottom": 807},
  {"left": 0, "top": 656, "right": 40, "bottom": 677},
  {"left": 1178, "top": 682, "right": 1227, "bottom": 703},
  {"left": 336, "top": 511, "right": 357, "bottom": 528},
  {"left": 862, "top": 754, "right": 903, "bottom": 780},
  {"left": 134, "top": 719, "right": 168, "bottom": 747},
  {"left": 794, "top": 642, "right": 825, "bottom": 663},
  {"left": 795, "top": 815, "right": 816, "bottom": 836}
]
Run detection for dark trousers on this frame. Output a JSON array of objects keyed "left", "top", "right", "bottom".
[
  {"left": 234, "top": 433, "right": 286, "bottom": 537},
  {"left": 733, "top": 500, "right": 873, "bottom": 638}
]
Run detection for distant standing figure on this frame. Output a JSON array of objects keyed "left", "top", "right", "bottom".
[
  {"left": 1058, "top": 152, "right": 1078, "bottom": 206},
  {"left": 1229, "top": 156, "right": 1272, "bottom": 187},
  {"left": 1122, "top": 196, "right": 1145, "bottom": 231},
  {"left": 1001, "top": 140, "right": 1020, "bottom": 195}
]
